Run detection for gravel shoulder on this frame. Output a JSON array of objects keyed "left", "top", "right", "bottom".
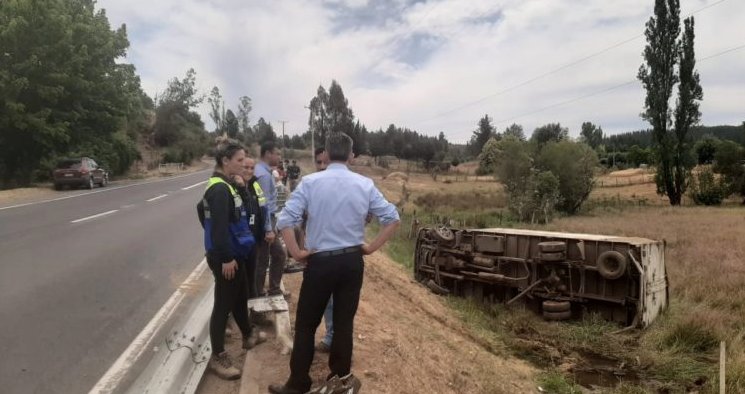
[{"left": 196, "top": 251, "right": 536, "bottom": 394}]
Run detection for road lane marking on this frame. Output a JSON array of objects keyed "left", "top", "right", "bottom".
[
  {"left": 0, "top": 169, "right": 211, "bottom": 211},
  {"left": 181, "top": 180, "right": 207, "bottom": 190},
  {"left": 89, "top": 259, "right": 208, "bottom": 394},
  {"left": 70, "top": 209, "right": 118, "bottom": 223},
  {"left": 146, "top": 194, "right": 168, "bottom": 202}
]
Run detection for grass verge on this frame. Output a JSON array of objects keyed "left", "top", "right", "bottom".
[{"left": 371, "top": 203, "right": 745, "bottom": 393}]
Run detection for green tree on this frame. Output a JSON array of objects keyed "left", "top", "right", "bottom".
[
  {"left": 689, "top": 167, "right": 725, "bottom": 205},
  {"left": 237, "top": 95, "right": 253, "bottom": 141},
  {"left": 224, "top": 109, "right": 239, "bottom": 138},
  {"left": 713, "top": 140, "right": 745, "bottom": 202},
  {"left": 307, "top": 85, "right": 329, "bottom": 146},
  {"left": 0, "top": 0, "right": 147, "bottom": 186},
  {"left": 531, "top": 170, "right": 562, "bottom": 223},
  {"left": 327, "top": 80, "right": 354, "bottom": 135},
  {"left": 207, "top": 86, "right": 223, "bottom": 134},
  {"left": 531, "top": 123, "right": 568, "bottom": 147},
  {"left": 153, "top": 69, "right": 208, "bottom": 163},
  {"left": 254, "top": 117, "right": 276, "bottom": 144},
  {"left": 627, "top": 145, "right": 653, "bottom": 167},
  {"left": 469, "top": 114, "right": 496, "bottom": 156},
  {"left": 477, "top": 137, "right": 500, "bottom": 174},
  {"left": 638, "top": 0, "right": 702, "bottom": 205},
  {"left": 536, "top": 141, "right": 598, "bottom": 214},
  {"left": 290, "top": 135, "right": 306, "bottom": 149},
  {"left": 503, "top": 123, "right": 526, "bottom": 141},
  {"left": 694, "top": 135, "right": 719, "bottom": 164},
  {"left": 490, "top": 136, "right": 563, "bottom": 222},
  {"left": 493, "top": 136, "right": 533, "bottom": 194},
  {"left": 580, "top": 122, "right": 603, "bottom": 149}
]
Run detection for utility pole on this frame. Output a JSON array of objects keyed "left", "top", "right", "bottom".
[
  {"left": 304, "top": 105, "right": 314, "bottom": 155},
  {"left": 279, "top": 120, "right": 288, "bottom": 156}
]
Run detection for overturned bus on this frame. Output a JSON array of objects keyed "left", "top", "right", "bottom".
[{"left": 414, "top": 227, "right": 668, "bottom": 328}]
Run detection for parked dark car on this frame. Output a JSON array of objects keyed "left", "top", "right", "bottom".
[{"left": 53, "top": 157, "right": 109, "bottom": 190}]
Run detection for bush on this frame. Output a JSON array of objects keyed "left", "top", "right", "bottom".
[
  {"left": 536, "top": 141, "right": 598, "bottom": 214},
  {"left": 694, "top": 135, "right": 720, "bottom": 164},
  {"left": 713, "top": 140, "right": 745, "bottom": 200},
  {"left": 507, "top": 170, "right": 561, "bottom": 223},
  {"left": 689, "top": 167, "right": 726, "bottom": 205},
  {"left": 477, "top": 137, "right": 500, "bottom": 174}
]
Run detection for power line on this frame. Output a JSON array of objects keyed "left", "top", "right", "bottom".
[
  {"left": 421, "top": 0, "right": 731, "bottom": 123},
  {"left": 447, "top": 42, "right": 745, "bottom": 140}
]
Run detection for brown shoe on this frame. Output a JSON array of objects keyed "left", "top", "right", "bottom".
[{"left": 208, "top": 351, "right": 241, "bottom": 380}]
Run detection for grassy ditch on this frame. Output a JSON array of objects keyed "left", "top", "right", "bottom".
[{"left": 370, "top": 193, "right": 745, "bottom": 393}]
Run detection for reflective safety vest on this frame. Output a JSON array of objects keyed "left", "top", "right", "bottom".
[
  {"left": 202, "top": 177, "right": 255, "bottom": 257},
  {"left": 252, "top": 181, "right": 267, "bottom": 207}
]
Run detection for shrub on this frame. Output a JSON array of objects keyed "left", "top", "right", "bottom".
[
  {"left": 536, "top": 141, "right": 598, "bottom": 214},
  {"left": 689, "top": 167, "right": 726, "bottom": 205}
]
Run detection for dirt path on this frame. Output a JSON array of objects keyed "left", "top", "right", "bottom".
[{"left": 197, "top": 251, "right": 536, "bottom": 394}]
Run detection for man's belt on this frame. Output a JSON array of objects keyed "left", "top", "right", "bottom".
[{"left": 312, "top": 246, "right": 362, "bottom": 258}]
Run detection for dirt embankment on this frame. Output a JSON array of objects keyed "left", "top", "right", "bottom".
[{"left": 197, "top": 252, "right": 536, "bottom": 394}]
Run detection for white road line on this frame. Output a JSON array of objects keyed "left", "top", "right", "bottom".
[
  {"left": 89, "top": 259, "right": 208, "bottom": 394},
  {"left": 146, "top": 194, "right": 168, "bottom": 202},
  {"left": 181, "top": 180, "right": 207, "bottom": 190},
  {"left": 70, "top": 209, "right": 118, "bottom": 223},
  {"left": 0, "top": 169, "right": 211, "bottom": 211}
]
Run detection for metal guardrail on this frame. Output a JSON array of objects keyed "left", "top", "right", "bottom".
[
  {"left": 91, "top": 258, "right": 293, "bottom": 394},
  {"left": 125, "top": 283, "right": 213, "bottom": 394},
  {"left": 89, "top": 260, "right": 210, "bottom": 394}
]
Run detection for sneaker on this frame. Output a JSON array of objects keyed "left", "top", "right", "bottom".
[
  {"left": 242, "top": 330, "right": 267, "bottom": 350},
  {"left": 208, "top": 351, "right": 241, "bottom": 380},
  {"left": 315, "top": 340, "right": 330, "bottom": 353},
  {"left": 339, "top": 374, "right": 362, "bottom": 394},
  {"left": 284, "top": 262, "right": 305, "bottom": 274},
  {"left": 308, "top": 374, "right": 361, "bottom": 394}
]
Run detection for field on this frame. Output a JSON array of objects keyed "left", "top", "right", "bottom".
[{"left": 354, "top": 159, "right": 745, "bottom": 393}]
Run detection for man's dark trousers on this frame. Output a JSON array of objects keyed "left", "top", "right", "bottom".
[
  {"left": 255, "top": 216, "right": 286, "bottom": 295},
  {"left": 286, "top": 250, "right": 364, "bottom": 392}
]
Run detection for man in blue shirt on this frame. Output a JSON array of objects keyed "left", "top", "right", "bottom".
[
  {"left": 269, "top": 133, "right": 400, "bottom": 394},
  {"left": 254, "top": 142, "right": 287, "bottom": 297}
]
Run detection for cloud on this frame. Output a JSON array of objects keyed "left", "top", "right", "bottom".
[{"left": 98, "top": 0, "right": 745, "bottom": 143}]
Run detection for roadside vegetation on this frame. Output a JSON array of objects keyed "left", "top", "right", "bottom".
[{"left": 364, "top": 157, "right": 745, "bottom": 393}]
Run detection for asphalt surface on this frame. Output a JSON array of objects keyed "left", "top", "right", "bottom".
[{"left": 0, "top": 170, "right": 215, "bottom": 394}]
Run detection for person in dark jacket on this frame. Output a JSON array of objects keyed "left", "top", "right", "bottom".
[
  {"left": 233, "top": 157, "right": 268, "bottom": 299},
  {"left": 197, "top": 140, "right": 258, "bottom": 380}
]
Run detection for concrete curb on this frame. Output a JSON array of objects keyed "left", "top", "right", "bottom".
[
  {"left": 239, "top": 351, "right": 262, "bottom": 394},
  {"left": 239, "top": 280, "right": 294, "bottom": 394}
]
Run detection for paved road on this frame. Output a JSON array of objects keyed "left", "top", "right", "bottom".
[{"left": 0, "top": 170, "right": 215, "bottom": 394}]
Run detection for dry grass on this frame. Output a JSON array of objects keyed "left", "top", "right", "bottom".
[
  {"left": 537, "top": 206, "right": 745, "bottom": 392},
  {"left": 356, "top": 160, "right": 745, "bottom": 392}
]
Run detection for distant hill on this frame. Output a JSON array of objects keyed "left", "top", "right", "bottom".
[{"left": 604, "top": 124, "right": 744, "bottom": 150}]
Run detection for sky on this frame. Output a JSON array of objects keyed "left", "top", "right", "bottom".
[{"left": 97, "top": 0, "right": 745, "bottom": 143}]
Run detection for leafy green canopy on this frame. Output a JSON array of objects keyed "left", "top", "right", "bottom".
[{"left": 0, "top": 0, "right": 150, "bottom": 187}]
